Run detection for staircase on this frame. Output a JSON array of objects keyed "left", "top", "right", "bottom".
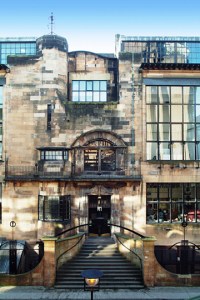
[{"left": 55, "top": 236, "right": 144, "bottom": 289}]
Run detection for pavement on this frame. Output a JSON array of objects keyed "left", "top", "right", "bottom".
[{"left": 0, "top": 286, "right": 200, "bottom": 300}]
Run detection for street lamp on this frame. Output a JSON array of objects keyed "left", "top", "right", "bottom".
[{"left": 81, "top": 269, "right": 103, "bottom": 300}]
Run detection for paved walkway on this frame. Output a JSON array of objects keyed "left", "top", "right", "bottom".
[{"left": 0, "top": 286, "right": 200, "bottom": 300}]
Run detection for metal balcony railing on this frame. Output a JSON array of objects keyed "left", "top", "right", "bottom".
[{"left": 5, "top": 165, "right": 142, "bottom": 181}]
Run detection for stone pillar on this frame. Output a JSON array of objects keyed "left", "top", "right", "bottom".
[
  {"left": 142, "top": 236, "right": 157, "bottom": 287},
  {"left": 42, "top": 237, "right": 57, "bottom": 287}
]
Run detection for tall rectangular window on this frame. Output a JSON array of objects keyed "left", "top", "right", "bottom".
[
  {"left": 72, "top": 80, "right": 107, "bottom": 102},
  {"left": 47, "top": 104, "right": 51, "bottom": 131},
  {"left": 146, "top": 85, "right": 200, "bottom": 161}
]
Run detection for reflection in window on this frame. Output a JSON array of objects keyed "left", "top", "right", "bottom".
[
  {"left": 0, "top": 41, "right": 36, "bottom": 64},
  {"left": 84, "top": 139, "right": 116, "bottom": 172},
  {"left": 72, "top": 80, "right": 107, "bottom": 102},
  {"left": 122, "top": 40, "right": 200, "bottom": 64},
  {"left": 146, "top": 85, "right": 200, "bottom": 160},
  {"left": 146, "top": 183, "right": 200, "bottom": 223},
  {"left": 38, "top": 195, "right": 70, "bottom": 222}
]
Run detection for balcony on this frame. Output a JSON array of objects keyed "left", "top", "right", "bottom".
[{"left": 5, "top": 165, "right": 141, "bottom": 182}]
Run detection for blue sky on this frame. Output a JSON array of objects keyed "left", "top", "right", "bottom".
[{"left": 1, "top": 0, "right": 200, "bottom": 53}]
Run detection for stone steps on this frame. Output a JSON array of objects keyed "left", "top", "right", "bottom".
[{"left": 55, "top": 236, "right": 144, "bottom": 289}]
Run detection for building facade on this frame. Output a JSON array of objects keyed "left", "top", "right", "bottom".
[{"left": 0, "top": 34, "right": 200, "bottom": 249}]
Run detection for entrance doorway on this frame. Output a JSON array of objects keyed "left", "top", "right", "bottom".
[{"left": 88, "top": 195, "right": 111, "bottom": 236}]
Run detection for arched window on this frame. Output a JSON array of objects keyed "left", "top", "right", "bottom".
[{"left": 84, "top": 139, "right": 116, "bottom": 172}]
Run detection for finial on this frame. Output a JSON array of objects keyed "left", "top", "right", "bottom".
[{"left": 50, "top": 12, "right": 54, "bottom": 35}]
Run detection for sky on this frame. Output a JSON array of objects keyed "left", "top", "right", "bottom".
[{"left": 1, "top": 0, "right": 200, "bottom": 53}]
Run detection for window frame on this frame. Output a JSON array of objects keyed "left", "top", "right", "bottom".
[
  {"left": 146, "top": 85, "right": 200, "bottom": 161},
  {"left": 146, "top": 183, "right": 200, "bottom": 224},
  {"left": 83, "top": 139, "right": 116, "bottom": 172},
  {"left": 72, "top": 80, "right": 107, "bottom": 102},
  {"left": 38, "top": 195, "right": 71, "bottom": 222},
  {"left": 40, "top": 149, "right": 68, "bottom": 161}
]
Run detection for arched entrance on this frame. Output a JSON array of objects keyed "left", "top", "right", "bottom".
[{"left": 88, "top": 194, "right": 111, "bottom": 236}]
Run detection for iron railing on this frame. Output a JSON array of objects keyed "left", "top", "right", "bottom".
[{"left": 5, "top": 165, "right": 141, "bottom": 180}]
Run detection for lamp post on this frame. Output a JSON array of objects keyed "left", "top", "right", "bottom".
[{"left": 81, "top": 269, "right": 103, "bottom": 300}]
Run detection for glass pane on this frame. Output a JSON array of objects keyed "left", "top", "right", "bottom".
[
  {"left": 93, "top": 92, "right": 99, "bottom": 101},
  {"left": 86, "top": 81, "right": 92, "bottom": 91},
  {"left": 184, "top": 87, "right": 195, "bottom": 104},
  {"left": 184, "top": 124, "right": 195, "bottom": 141},
  {"left": 159, "top": 86, "right": 170, "bottom": 104},
  {"left": 100, "top": 81, "right": 107, "bottom": 90},
  {"left": 185, "top": 203, "right": 195, "bottom": 222},
  {"left": 101, "top": 149, "right": 116, "bottom": 171},
  {"left": 86, "top": 91, "right": 92, "bottom": 102},
  {"left": 172, "top": 202, "right": 183, "bottom": 222},
  {"left": 146, "top": 142, "right": 158, "bottom": 160},
  {"left": 196, "top": 124, "right": 200, "bottom": 141},
  {"left": 159, "top": 105, "right": 170, "bottom": 122},
  {"left": 195, "top": 87, "right": 200, "bottom": 104},
  {"left": 72, "top": 81, "right": 79, "bottom": 91},
  {"left": 197, "top": 184, "right": 200, "bottom": 200},
  {"left": 159, "top": 142, "right": 170, "bottom": 160},
  {"left": 84, "top": 149, "right": 98, "bottom": 171},
  {"left": 72, "top": 92, "right": 79, "bottom": 102},
  {"left": 171, "top": 86, "right": 182, "bottom": 104},
  {"left": 196, "top": 203, "right": 200, "bottom": 222},
  {"left": 79, "top": 92, "right": 86, "bottom": 101},
  {"left": 171, "top": 105, "right": 182, "bottom": 122},
  {"left": 147, "top": 124, "right": 157, "bottom": 141},
  {"left": 172, "top": 183, "right": 182, "bottom": 201},
  {"left": 196, "top": 143, "right": 200, "bottom": 160},
  {"left": 80, "top": 81, "right": 86, "bottom": 90},
  {"left": 159, "top": 184, "right": 170, "bottom": 201},
  {"left": 147, "top": 105, "right": 157, "bottom": 122},
  {"left": 146, "top": 86, "right": 157, "bottom": 104},
  {"left": 171, "top": 142, "right": 183, "bottom": 160},
  {"left": 147, "top": 204, "right": 156, "bottom": 223},
  {"left": 184, "top": 143, "right": 195, "bottom": 160},
  {"left": 159, "top": 124, "right": 170, "bottom": 141},
  {"left": 147, "top": 184, "right": 158, "bottom": 200},
  {"left": 93, "top": 81, "right": 100, "bottom": 91},
  {"left": 196, "top": 105, "right": 200, "bottom": 122},
  {"left": 171, "top": 124, "right": 182, "bottom": 140},
  {"left": 158, "top": 204, "right": 170, "bottom": 222},
  {"left": 184, "top": 183, "right": 195, "bottom": 202},
  {"left": 46, "top": 196, "right": 60, "bottom": 220},
  {"left": 184, "top": 105, "right": 195, "bottom": 122},
  {"left": 100, "top": 92, "right": 107, "bottom": 102}
]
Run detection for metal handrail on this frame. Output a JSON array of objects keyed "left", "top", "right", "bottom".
[
  {"left": 56, "top": 232, "right": 86, "bottom": 269},
  {"left": 114, "top": 233, "right": 143, "bottom": 280},
  {"left": 108, "top": 223, "right": 146, "bottom": 238},
  {"left": 54, "top": 223, "right": 90, "bottom": 238}
]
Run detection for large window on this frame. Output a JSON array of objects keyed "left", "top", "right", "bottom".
[
  {"left": 38, "top": 195, "right": 70, "bottom": 222},
  {"left": 121, "top": 40, "right": 200, "bottom": 64},
  {"left": 72, "top": 80, "right": 107, "bottom": 102},
  {"left": 147, "top": 183, "right": 200, "bottom": 223},
  {"left": 0, "top": 41, "right": 36, "bottom": 64},
  {"left": 146, "top": 86, "right": 200, "bottom": 160},
  {"left": 84, "top": 139, "right": 116, "bottom": 172}
]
